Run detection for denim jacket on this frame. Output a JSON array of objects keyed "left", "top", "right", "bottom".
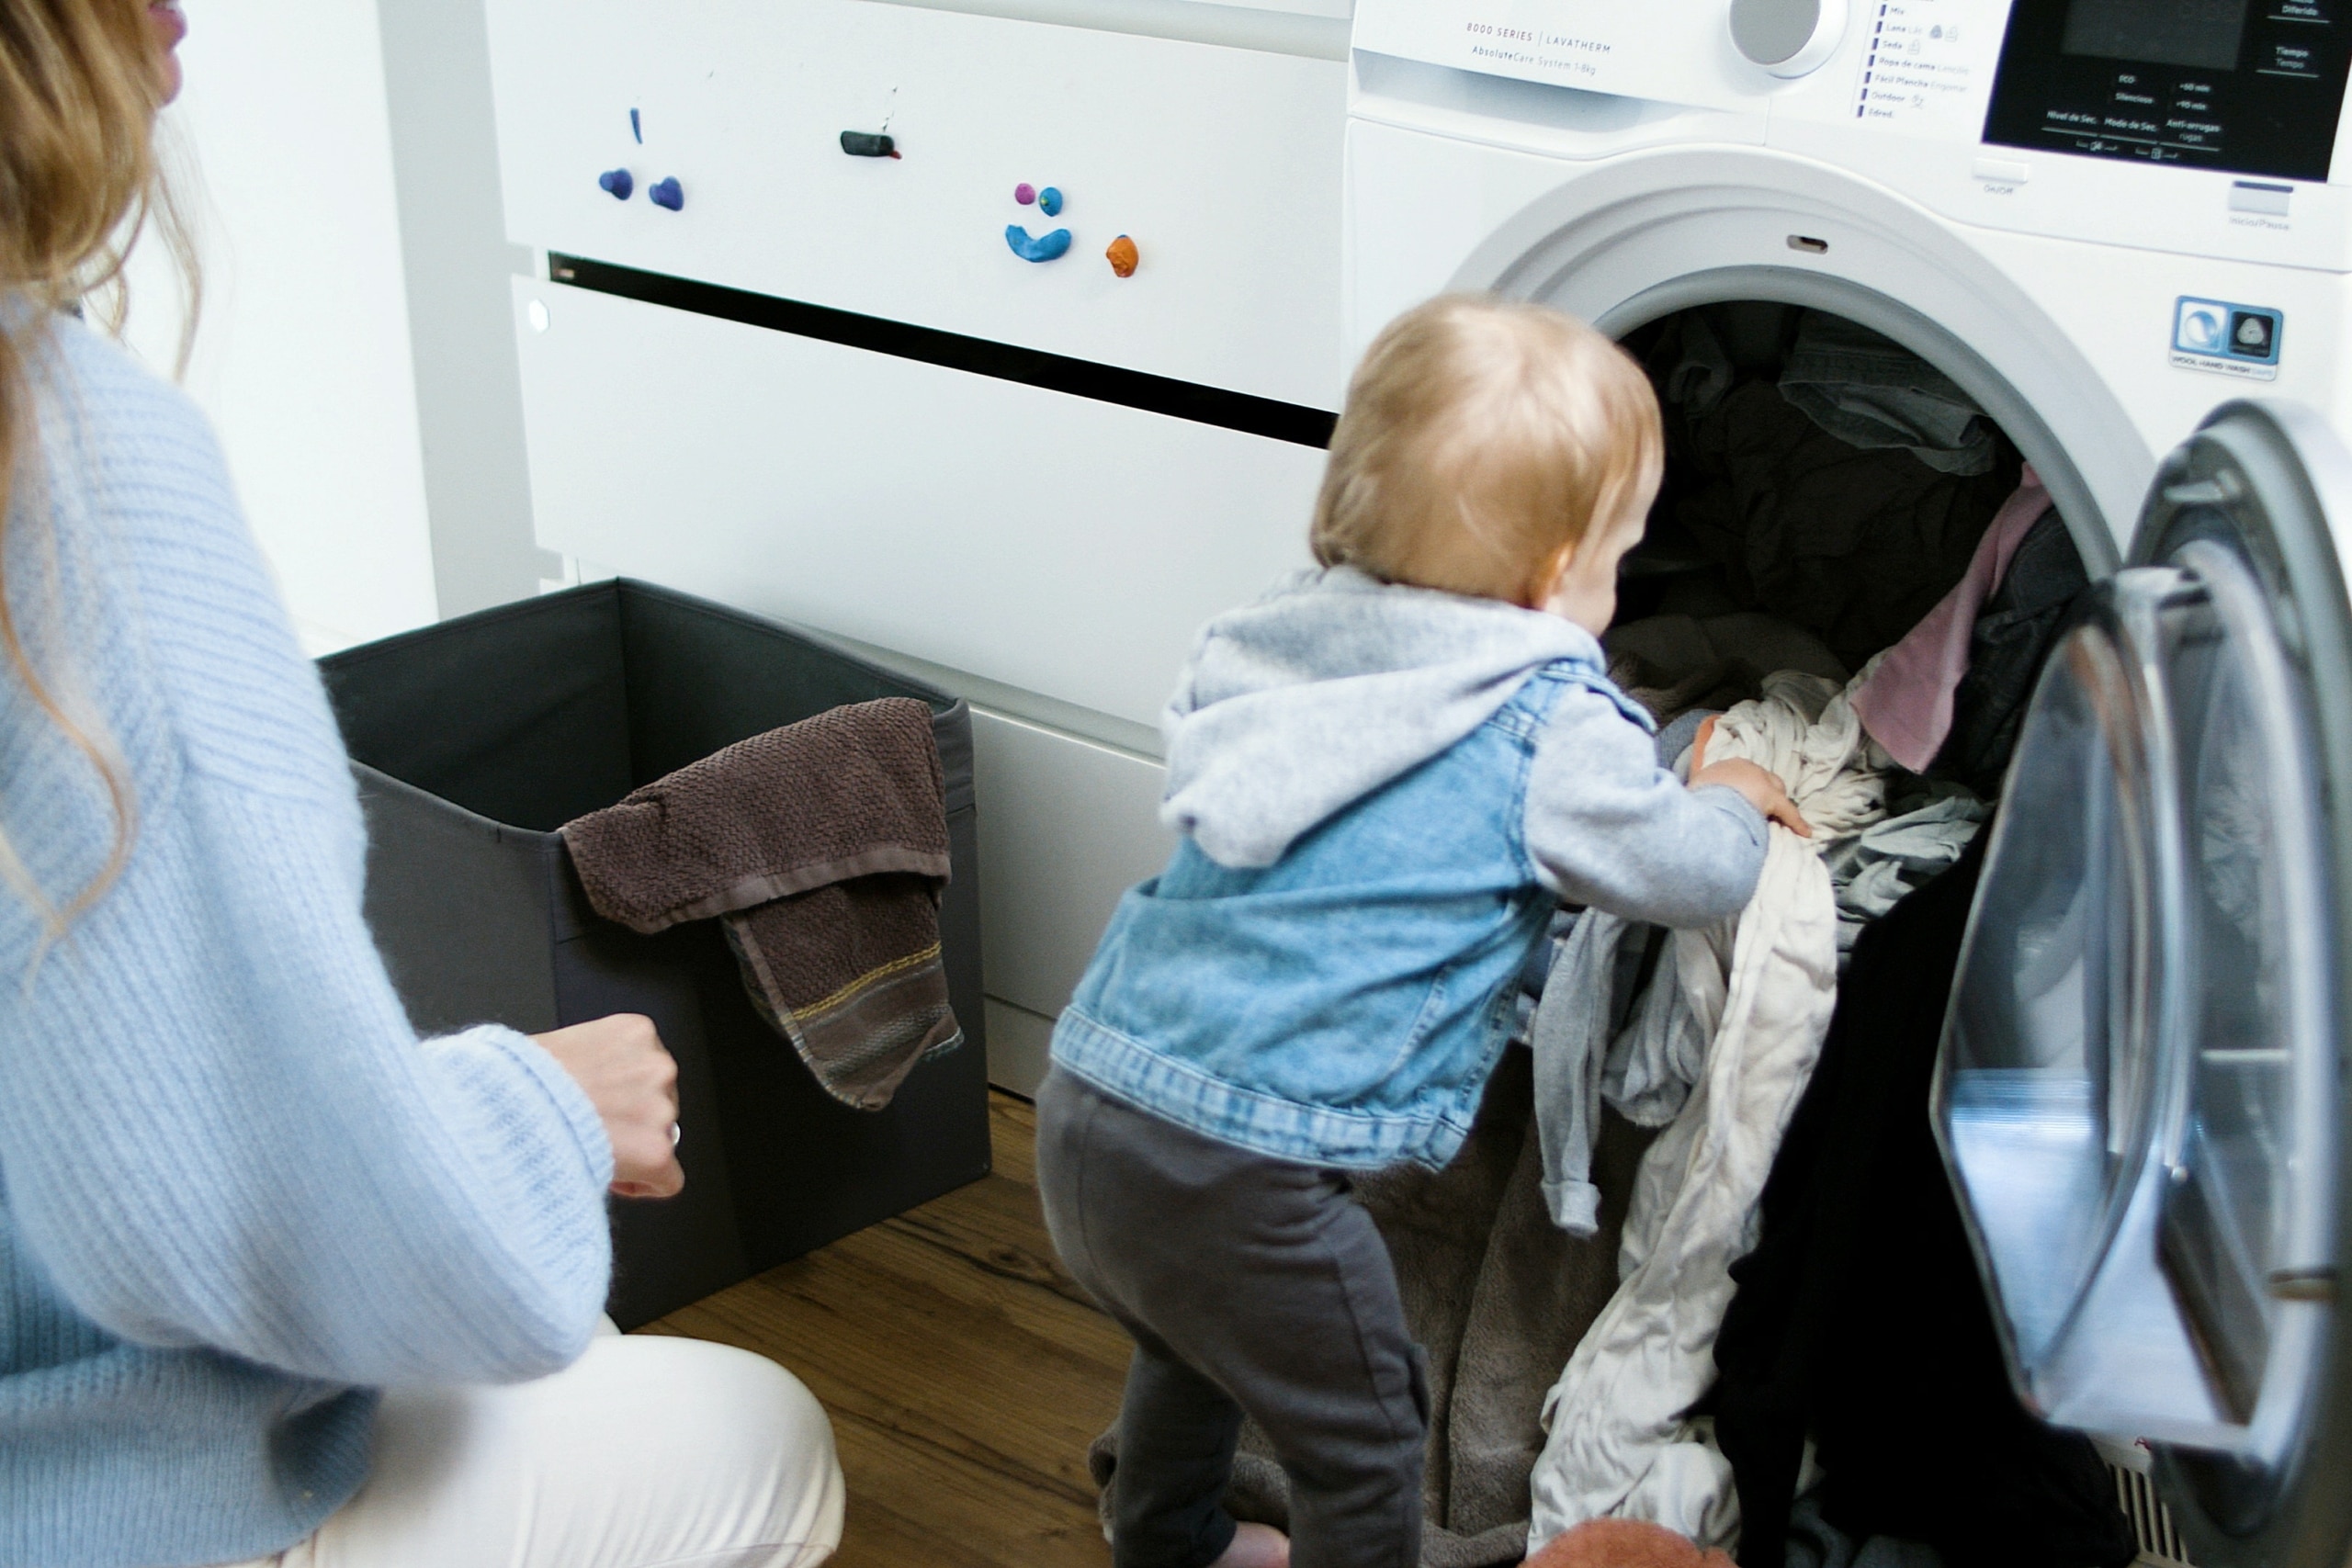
[{"left": 1052, "top": 574, "right": 1768, "bottom": 1170}]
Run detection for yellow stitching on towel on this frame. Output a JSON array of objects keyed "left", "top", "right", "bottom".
[{"left": 796, "top": 942, "right": 944, "bottom": 1019}]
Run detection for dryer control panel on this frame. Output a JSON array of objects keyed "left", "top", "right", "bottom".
[
  {"left": 1983, "top": 0, "right": 2352, "bottom": 180},
  {"left": 1349, "top": 0, "right": 2352, "bottom": 269},
  {"left": 1350, "top": 0, "right": 1802, "bottom": 110}
]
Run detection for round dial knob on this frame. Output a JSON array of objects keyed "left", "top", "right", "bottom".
[{"left": 1730, "top": 0, "right": 1848, "bottom": 77}]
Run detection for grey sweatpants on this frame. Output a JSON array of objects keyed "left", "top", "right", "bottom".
[{"left": 1035, "top": 1070, "right": 1427, "bottom": 1568}]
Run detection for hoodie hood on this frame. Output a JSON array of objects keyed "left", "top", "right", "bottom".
[{"left": 1160, "top": 567, "right": 1639, "bottom": 868}]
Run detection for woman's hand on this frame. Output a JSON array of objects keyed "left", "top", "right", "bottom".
[
  {"left": 1688, "top": 716, "right": 1814, "bottom": 839},
  {"left": 532, "top": 1014, "right": 685, "bottom": 1199}
]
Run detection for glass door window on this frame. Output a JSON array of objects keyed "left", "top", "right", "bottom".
[
  {"left": 2157, "top": 537, "right": 2334, "bottom": 1429},
  {"left": 1935, "top": 405, "right": 2346, "bottom": 1523}
]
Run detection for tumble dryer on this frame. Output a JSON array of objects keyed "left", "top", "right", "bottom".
[{"left": 1344, "top": 2, "right": 2352, "bottom": 1563}]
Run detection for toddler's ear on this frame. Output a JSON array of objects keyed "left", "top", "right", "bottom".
[{"left": 1527, "top": 539, "right": 1579, "bottom": 611}]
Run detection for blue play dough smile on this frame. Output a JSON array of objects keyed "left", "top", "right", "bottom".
[{"left": 1005, "top": 225, "right": 1073, "bottom": 262}]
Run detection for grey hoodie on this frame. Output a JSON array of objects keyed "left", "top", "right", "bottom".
[{"left": 1159, "top": 568, "right": 1767, "bottom": 926}]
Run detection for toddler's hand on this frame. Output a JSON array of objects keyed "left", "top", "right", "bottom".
[{"left": 1688, "top": 716, "right": 1813, "bottom": 839}]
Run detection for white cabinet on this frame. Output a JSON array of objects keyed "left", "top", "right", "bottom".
[
  {"left": 488, "top": 0, "right": 1349, "bottom": 1089},
  {"left": 513, "top": 278, "right": 1321, "bottom": 728},
  {"left": 486, "top": 0, "right": 1350, "bottom": 407}
]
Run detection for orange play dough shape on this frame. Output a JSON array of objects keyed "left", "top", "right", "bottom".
[{"left": 1106, "top": 234, "right": 1140, "bottom": 277}]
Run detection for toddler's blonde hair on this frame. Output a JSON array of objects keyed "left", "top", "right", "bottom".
[{"left": 1310, "top": 295, "right": 1663, "bottom": 604}]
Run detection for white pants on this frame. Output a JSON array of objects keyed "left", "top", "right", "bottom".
[{"left": 225, "top": 1329, "right": 845, "bottom": 1568}]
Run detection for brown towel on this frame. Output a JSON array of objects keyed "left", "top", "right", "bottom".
[{"left": 561, "top": 697, "right": 961, "bottom": 1111}]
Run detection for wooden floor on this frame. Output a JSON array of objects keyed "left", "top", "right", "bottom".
[{"left": 638, "top": 1094, "right": 1126, "bottom": 1568}]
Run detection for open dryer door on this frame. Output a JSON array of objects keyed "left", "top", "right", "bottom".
[{"left": 1935, "top": 401, "right": 2352, "bottom": 1565}]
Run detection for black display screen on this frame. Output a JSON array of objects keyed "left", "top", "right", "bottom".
[
  {"left": 1984, "top": 0, "right": 2350, "bottom": 179},
  {"left": 2062, "top": 0, "right": 2248, "bottom": 71}
]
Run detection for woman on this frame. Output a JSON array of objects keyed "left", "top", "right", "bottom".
[{"left": 0, "top": 5, "right": 844, "bottom": 1565}]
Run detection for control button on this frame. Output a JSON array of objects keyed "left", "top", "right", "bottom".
[
  {"left": 2173, "top": 296, "right": 2284, "bottom": 375},
  {"left": 2177, "top": 300, "right": 2227, "bottom": 354},
  {"left": 1971, "top": 157, "right": 2030, "bottom": 185},
  {"left": 1730, "top": 0, "right": 1848, "bottom": 78},
  {"left": 2230, "top": 180, "right": 2291, "bottom": 217}
]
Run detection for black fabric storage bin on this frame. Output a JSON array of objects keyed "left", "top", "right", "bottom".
[{"left": 318, "top": 579, "right": 990, "bottom": 1328}]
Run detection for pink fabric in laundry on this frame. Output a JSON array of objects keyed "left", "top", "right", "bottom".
[{"left": 1850, "top": 465, "right": 2052, "bottom": 773}]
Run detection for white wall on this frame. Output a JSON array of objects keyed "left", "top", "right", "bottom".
[
  {"left": 379, "top": 0, "right": 551, "bottom": 618},
  {"left": 123, "top": 0, "right": 439, "bottom": 654}
]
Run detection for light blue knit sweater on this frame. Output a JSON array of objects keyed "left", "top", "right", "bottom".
[{"left": 0, "top": 314, "right": 615, "bottom": 1567}]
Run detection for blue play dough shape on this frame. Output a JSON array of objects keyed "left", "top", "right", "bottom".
[
  {"left": 1005, "top": 225, "right": 1072, "bottom": 262},
  {"left": 598, "top": 168, "right": 634, "bottom": 200},
  {"left": 1038, "top": 186, "right": 1064, "bottom": 216},
  {"left": 630, "top": 107, "right": 642, "bottom": 143},
  {"left": 650, "top": 176, "right": 684, "bottom": 211}
]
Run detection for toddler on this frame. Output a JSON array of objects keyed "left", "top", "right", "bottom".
[{"left": 1035, "top": 296, "right": 1806, "bottom": 1568}]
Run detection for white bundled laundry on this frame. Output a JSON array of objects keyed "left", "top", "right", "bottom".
[
  {"left": 1713, "top": 670, "right": 1892, "bottom": 836},
  {"left": 1526, "top": 671, "right": 1889, "bottom": 1556},
  {"left": 1530, "top": 670, "right": 1892, "bottom": 1234}
]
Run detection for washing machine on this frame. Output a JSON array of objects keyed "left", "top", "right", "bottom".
[{"left": 1344, "top": 1, "right": 2352, "bottom": 1563}]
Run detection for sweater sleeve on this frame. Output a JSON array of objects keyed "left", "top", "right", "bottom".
[
  {"left": 1522, "top": 685, "right": 1769, "bottom": 927},
  {"left": 3, "top": 795, "right": 615, "bottom": 1385},
  {"left": 0, "top": 325, "right": 612, "bottom": 1386}
]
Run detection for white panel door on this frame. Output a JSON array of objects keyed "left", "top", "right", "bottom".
[
  {"left": 972, "top": 710, "right": 1170, "bottom": 1018},
  {"left": 486, "top": 0, "right": 1348, "bottom": 408},
  {"left": 513, "top": 278, "right": 1322, "bottom": 728},
  {"left": 972, "top": 710, "right": 1171, "bottom": 1093}
]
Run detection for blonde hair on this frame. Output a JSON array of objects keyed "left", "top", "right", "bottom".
[
  {"left": 0, "top": 0, "right": 193, "bottom": 934},
  {"left": 1311, "top": 295, "right": 1663, "bottom": 604}
]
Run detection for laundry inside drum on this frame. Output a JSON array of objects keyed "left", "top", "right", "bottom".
[{"left": 1541, "top": 299, "right": 2094, "bottom": 987}]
